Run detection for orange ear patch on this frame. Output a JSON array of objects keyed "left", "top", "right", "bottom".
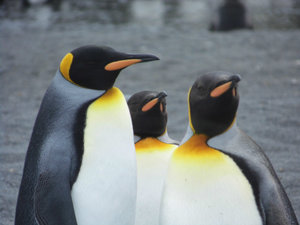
[
  {"left": 142, "top": 98, "right": 159, "bottom": 112},
  {"left": 105, "top": 59, "right": 142, "bottom": 71},
  {"left": 210, "top": 81, "right": 232, "bottom": 98},
  {"left": 60, "top": 53, "right": 75, "bottom": 84}
]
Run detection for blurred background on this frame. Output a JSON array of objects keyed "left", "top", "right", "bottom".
[
  {"left": 1, "top": 0, "right": 300, "bottom": 28},
  {"left": 0, "top": 0, "right": 300, "bottom": 224}
]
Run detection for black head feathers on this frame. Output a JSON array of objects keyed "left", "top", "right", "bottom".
[
  {"left": 60, "top": 45, "right": 159, "bottom": 90},
  {"left": 189, "top": 71, "right": 241, "bottom": 137},
  {"left": 128, "top": 91, "right": 168, "bottom": 138}
]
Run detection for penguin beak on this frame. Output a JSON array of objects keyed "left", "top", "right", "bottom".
[
  {"left": 210, "top": 75, "right": 241, "bottom": 98},
  {"left": 104, "top": 54, "right": 159, "bottom": 71},
  {"left": 132, "top": 54, "right": 160, "bottom": 63},
  {"left": 231, "top": 75, "right": 241, "bottom": 97},
  {"left": 157, "top": 91, "right": 168, "bottom": 100},
  {"left": 141, "top": 91, "right": 167, "bottom": 112},
  {"left": 231, "top": 74, "right": 241, "bottom": 83},
  {"left": 157, "top": 91, "right": 167, "bottom": 112}
]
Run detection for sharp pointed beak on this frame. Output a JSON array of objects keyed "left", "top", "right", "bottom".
[
  {"left": 141, "top": 91, "right": 167, "bottom": 112},
  {"left": 142, "top": 98, "right": 159, "bottom": 112},
  {"left": 104, "top": 53, "right": 159, "bottom": 71},
  {"left": 132, "top": 54, "right": 160, "bottom": 63},
  {"left": 157, "top": 91, "right": 168, "bottom": 101},
  {"left": 231, "top": 74, "right": 241, "bottom": 84},
  {"left": 157, "top": 91, "right": 167, "bottom": 113},
  {"left": 210, "top": 75, "right": 241, "bottom": 98},
  {"left": 231, "top": 75, "right": 241, "bottom": 97}
]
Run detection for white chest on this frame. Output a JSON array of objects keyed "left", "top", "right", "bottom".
[
  {"left": 160, "top": 152, "right": 262, "bottom": 225},
  {"left": 135, "top": 148, "right": 175, "bottom": 225},
  {"left": 71, "top": 88, "right": 136, "bottom": 225}
]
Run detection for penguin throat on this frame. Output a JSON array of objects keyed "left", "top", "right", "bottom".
[
  {"left": 133, "top": 118, "right": 166, "bottom": 138},
  {"left": 135, "top": 137, "right": 173, "bottom": 152},
  {"left": 189, "top": 116, "right": 235, "bottom": 139},
  {"left": 188, "top": 134, "right": 209, "bottom": 147},
  {"left": 178, "top": 134, "right": 211, "bottom": 153},
  {"left": 173, "top": 134, "right": 222, "bottom": 161}
]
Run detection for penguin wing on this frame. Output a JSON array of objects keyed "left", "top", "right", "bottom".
[
  {"left": 32, "top": 75, "right": 101, "bottom": 225},
  {"left": 15, "top": 113, "right": 80, "bottom": 225},
  {"left": 30, "top": 94, "right": 84, "bottom": 225},
  {"left": 208, "top": 124, "right": 299, "bottom": 225},
  {"left": 15, "top": 72, "right": 103, "bottom": 225},
  {"left": 34, "top": 143, "right": 77, "bottom": 225}
]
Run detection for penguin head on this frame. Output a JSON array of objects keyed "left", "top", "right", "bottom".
[
  {"left": 59, "top": 45, "right": 159, "bottom": 90},
  {"left": 128, "top": 91, "right": 168, "bottom": 138},
  {"left": 189, "top": 71, "right": 241, "bottom": 138}
]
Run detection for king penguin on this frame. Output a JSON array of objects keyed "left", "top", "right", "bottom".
[
  {"left": 15, "top": 45, "right": 159, "bottom": 225},
  {"left": 127, "top": 91, "right": 178, "bottom": 225},
  {"left": 159, "top": 71, "right": 299, "bottom": 225}
]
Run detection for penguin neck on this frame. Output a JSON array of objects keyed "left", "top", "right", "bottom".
[
  {"left": 134, "top": 129, "right": 179, "bottom": 146},
  {"left": 135, "top": 136, "right": 174, "bottom": 152},
  {"left": 134, "top": 128, "right": 167, "bottom": 143},
  {"left": 182, "top": 114, "right": 237, "bottom": 144},
  {"left": 178, "top": 116, "right": 238, "bottom": 156},
  {"left": 174, "top": 134, "right": 223, "bottom": 161},
  {"left": 185, "top": 134, "right": 210, "bottom": 150},
  {"left": 95, "top": 86, "right": 122, "bottom": 101},
  {"left": 57, "top": 70, "right": 114, "bottom": 100}
]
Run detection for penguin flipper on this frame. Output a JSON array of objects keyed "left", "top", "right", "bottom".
[
  {"left": 33, "top": 141, "right": 78, "bottom": 225},
  {"left": 34, "top": 167, "right": 77, "bottom": 225},
  {"left": 223, "top": 150, "right": 298, "bottom": 225},
  {"left": 209, "top": 125, "right": 299, "bottom": 225},
  {"left": 230, "top": 130, "right": 299, "bottom": 225}
]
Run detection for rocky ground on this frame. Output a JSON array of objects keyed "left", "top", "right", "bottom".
[{"left": 1, "top": 0, "right": 300, "bottom": 224}]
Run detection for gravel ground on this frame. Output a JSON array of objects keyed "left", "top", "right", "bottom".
[{"left": 1, "top": 1, "right": 300, "bottom": 224}]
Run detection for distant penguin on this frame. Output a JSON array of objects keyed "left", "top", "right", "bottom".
[
  {"left": 15, "top": 45, "right": 159, "bottom": 225},
  {"left": 127, "top": 91, "right": 178, "bottom": 225},
  {"left": 160, "top": 71, "right": 299, "bottom": 225},
  {"left": 210, "top": 0, "right": 253, "bottom": 31}
]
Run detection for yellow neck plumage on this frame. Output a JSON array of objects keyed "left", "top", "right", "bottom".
[
  {"left": 135, "top": 137, "right": 176, "bottom": 152},
  {"left": 172, "top": 134, "right": 225, "bottom": 165}
]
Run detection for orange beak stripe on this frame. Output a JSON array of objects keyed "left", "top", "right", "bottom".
[
  {"left": 210, "top": 81, "right": 232, "bottom": 98},
  {"left": 142, "top": 98, "right": 159, "bottom": 112},
  {"left": 105, "top": 59, "right": 142, "bottom": 71},
  {"left": 160, "top": 103, "right": 163, "bottom": 112},
  {"left": 232, "top": 87, "right": 236, "bottom": 96}
]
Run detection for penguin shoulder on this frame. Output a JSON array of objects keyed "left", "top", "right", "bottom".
[{"left": 209, "top": 122, "right": 299, "bottom": 225}]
